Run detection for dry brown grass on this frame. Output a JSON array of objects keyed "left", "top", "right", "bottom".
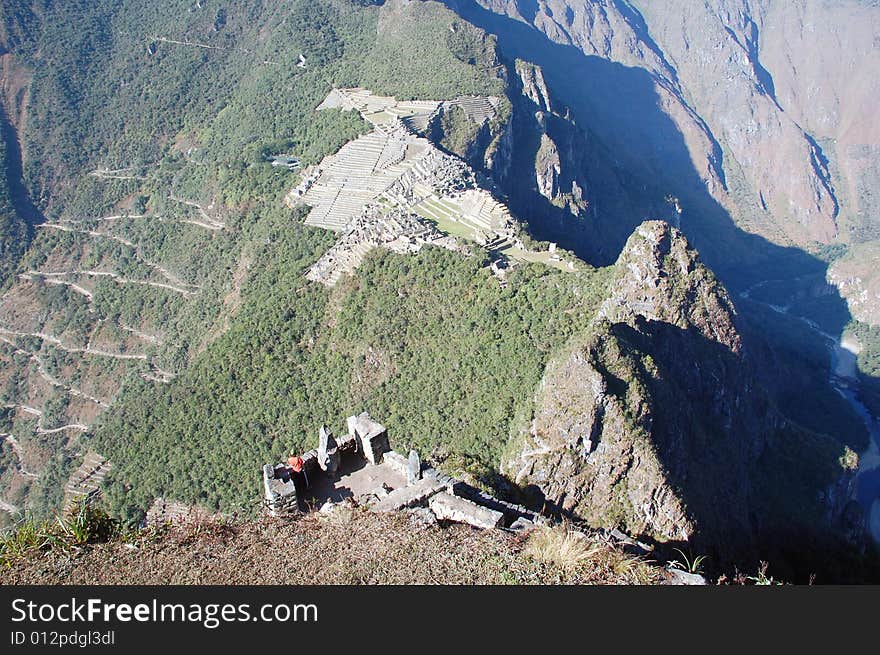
[
  {"left": 0, "top": 510, "right": 664, "bottom": 585},
  {"left": 523, "top": 523, "right": 660, "bottom": 585}
]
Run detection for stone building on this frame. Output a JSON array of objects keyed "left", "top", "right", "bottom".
[{"left": 261, "top": 413, "right": 542, "bottom": 532}]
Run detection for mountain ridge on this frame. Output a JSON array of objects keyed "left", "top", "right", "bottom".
[{"left": 0, "top": 0, "right": 876, "bottom": 581}]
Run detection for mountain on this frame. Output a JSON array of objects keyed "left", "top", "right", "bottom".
[
  {"left": 445, "top": 0, "right": 880, "bottom": 253},
  {"left": 0, "top": 0, "right": 877, "bottom": 581},
  {"left": 506, "top": 221, "right": 863, "bottom": 576}
]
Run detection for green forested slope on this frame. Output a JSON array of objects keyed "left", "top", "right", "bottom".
[
  {"left": 9, "top": 0, "right": 503, "bottom": 207},
  {"left": 95, "top": 239, "right": 609, "bottom": 523},
  {"left": 0, "top": 0, "right": 537, "bottom": 522},
  {"left": 0, "top": 133, "right": 28, "bottom": 286}
]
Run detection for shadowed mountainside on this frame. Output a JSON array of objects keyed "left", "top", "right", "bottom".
[{"left": 506, "top": 221, "right": 873, "bottom": 581}]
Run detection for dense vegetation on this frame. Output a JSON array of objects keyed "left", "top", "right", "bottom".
[
  {"left": 1, "top": 0, "right": 592, "bottom": 524},
  {"left": 0, "top": 136, "right": 24, "bottom": 287},
  {"left": 92, "top": 231, "right": 609, "bottom": 524},
  {"left": 0, "top": 0, "right": 515, "bottom": 520},
  {"left": 5, "top": 0, "right": 504, "bottom": 209}
]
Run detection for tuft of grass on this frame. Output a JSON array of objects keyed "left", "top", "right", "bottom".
[
  {"left": 0, "top": 517, "right": 55, "bottom": 563},
  {"left": 523, "top": 522, "right": 659, "bottom": 584},
  {"left": 0, "top": 499, "right": 119, "bottom": 566},
  {"left": 54, "top": 501, "right": 118, "bottom": 546},
  {"left": 669, "top": 548, "right": 709, "bottom": 575},
  {"left": 524, "top": 523, "right": 604, "bottom": 572}
]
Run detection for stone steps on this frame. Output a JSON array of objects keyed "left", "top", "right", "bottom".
[
  {"left": 448, "top": 96, "right": 498, "bottom": 124},
  {"left": 373, "top": 476, "right": 446, "bottom": 513}
]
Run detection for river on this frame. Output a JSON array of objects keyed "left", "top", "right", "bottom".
[
  {"left": 830, "top": 340, "right": 880, "bottom": 544},
  {"left": 741, "top": 281, "right": 880, "bottom": 544}
]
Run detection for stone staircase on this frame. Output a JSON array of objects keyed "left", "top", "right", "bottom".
[{"left": 64, "top": 452, "right": 112, "bottom": 509}]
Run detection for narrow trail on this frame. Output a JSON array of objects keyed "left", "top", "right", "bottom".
[
  {"left": 19, "top": 272, "right": 94, "bottom": 300},
  {"left": 2, "top": 324, "right": 171, "bottom": 390},
  {"left": 177, "top": 217, "right": 224, "bottom": 231},
  {"left": 36, "top": 224, "right": 201, "bottom": 292},
  {"left": 61, "top": 213, "right": 149, "bottom": 225},
  {"left": 168, "top": 195, "right": 226, "bottom": 230},
  {"left": 0, "top": 327, "right": 147, "bottom": 361},
  {"left": 2, "top": 425, "right": 50, "bottom": 478},
  {"left": 0, "top": 331, "right": 114, "bottom": 408},
  {"left": 117, "top": 322, "right": 163, "bottom": 345},
  {"left": 141, "top": 367, "right": 176, "bottom": 384},
  {"left": 3, "top": 402, "right": 41, "bottom": 417},
  {"left": 90, "top": 168, "right": 148, "bottom": 181},
  {"left": 23, "top": 264, "right": 199, "bottom": 299},
  {"left": 35, "top": 424, "right": 89, "bottom": 435},
  {"left": 85, "top": 317, "right": 163, "bottom": 349},
  {"left": 62, "top": 212, "right": 222, "bottom": 233},
  {"left": 119, "top": 276, "right": 199, "bottom": 295},
  {"left": 153, "top": 36, "right": 279, "bottom": 65},
  {"left": 39, "top": 222, "right": 135, "bottom": 247}
]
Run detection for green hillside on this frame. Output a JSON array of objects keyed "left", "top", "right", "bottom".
[
  {"left": 0, "top": 0, "right": 538, "bottom": 523},
  {"left": 0, "top": 0, "right": 875, "bottom": 585},
  {"left": 0, "top": 131, "right": 28, "bottom": 287}
]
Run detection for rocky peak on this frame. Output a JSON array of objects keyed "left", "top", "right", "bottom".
[
  {"left": 499, "top": 220, "right": 867, "bottom": 569},
  {"left": 514, "top": 59, "right": 553, "bottom": 113},
  {"left": 599, "top": 220, "right": 742, "bottom": 354}
]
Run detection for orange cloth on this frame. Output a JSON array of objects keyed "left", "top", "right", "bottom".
[{"left": 287, "top": 456, "right": 303, "bottom": 473}]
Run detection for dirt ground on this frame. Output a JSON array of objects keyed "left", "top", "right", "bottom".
[{"left": 0, "top": 508, "right": 664, "bottom": 585}]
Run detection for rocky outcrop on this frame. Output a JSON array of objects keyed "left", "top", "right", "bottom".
[
  {"left": 505, "top": 221, "right": 859, "bottom": 564},
  {"left": 447, "top": 0, "right": 880, "bottom": 257},
  {"left": 828, "top": 242, "right": 880, "bottom": 327},
  {"left": 485, "top": 59, "right": 601, "bottom": 240},
  {"left": 512, "top": 60, "right": 591, "bottom": 219}
]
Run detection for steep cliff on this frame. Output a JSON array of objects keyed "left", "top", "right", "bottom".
[
  {"left": 507, "top": 60, "right": 591, "bottom": 218},
  {"left": 483, "top": 56, "right": 680, "bottom": 262},
  {"left": 506, "top": 221, "right": 861, "bottom": 570},
  {"left": 444, "top": 0, "right": 880, "bottom": 269}
]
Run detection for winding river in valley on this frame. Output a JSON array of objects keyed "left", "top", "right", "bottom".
[
  {"left": 741, "top": 282, "right": 880, "bottom": 544},
  {"left": 831, "top": 341, "right": 880, "bottom": 544}
]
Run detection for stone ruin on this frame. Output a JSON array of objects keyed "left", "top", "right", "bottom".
[
  {"left": 262, "top": 412, "right": 542, "bottom": 532},
  {"left": 63, "top": 452, "right": 112, "bottom": 510},
  {"left": 286, "top": 88, "right": 543, "bottom": 288}
]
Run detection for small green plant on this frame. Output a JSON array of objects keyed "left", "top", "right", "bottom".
[
  {"left": 0, "top": 516, "right": 54, "bottom": 564},
  {"left": 0, "top": 500, "right": 119, "bottom": 566},
  {"left": 746, "top": 561, "right": 781, "bottom": 585},
  {"left": 55, "top": 500, "right": 118, "bottom": 546},
  {"left": 669, "top": 548, "right": 709, "bottom": 575}
]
